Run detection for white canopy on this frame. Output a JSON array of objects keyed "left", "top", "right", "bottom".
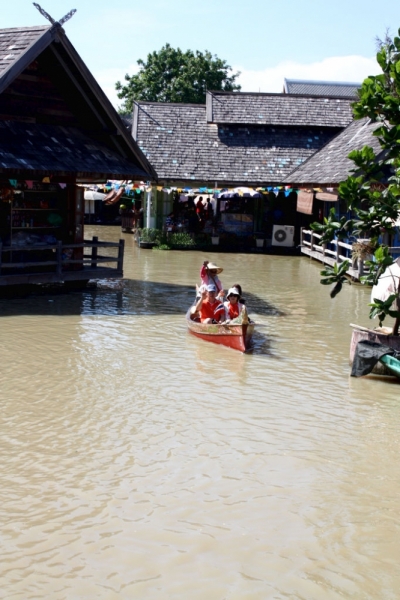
[{"left": 84, "top": 191, "right": 106, "bottom": 201}]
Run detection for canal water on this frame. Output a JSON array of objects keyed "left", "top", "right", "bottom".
[{"left": 1, "top": 226, "right": 399, "bottom": 599}]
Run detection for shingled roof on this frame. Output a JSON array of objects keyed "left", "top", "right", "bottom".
[
  {"left": 283, "top": 117, "right": 382, "bottom": 186},
  {"left": 283, "top": 78, "right": 361, "bottom": 98},
  {"left": 0, "top": 120, "right": 151, "bottom": 180},
  {"left": 206, "top": 91, "right": 354, "bottom": 128},
  {"left": 0, "top": 25, "right": 49, "bottom": 78},
  {"left": 0, "top": 24, "right": 156, "bottom": 181},
  {"left": 132, "top": 101, "right": 343, "bottom": 186}
]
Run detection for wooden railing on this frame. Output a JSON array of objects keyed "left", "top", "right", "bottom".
[
  {"left": 300, "top": 228, "right": 400, "bottom": 280},
  {"left": 0, "top": 236, "right": 124, "bottom": 285}
]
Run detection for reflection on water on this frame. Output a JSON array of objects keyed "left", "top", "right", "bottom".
[{"left": 1, "top": 225, "right": 400, "bottom": 599}]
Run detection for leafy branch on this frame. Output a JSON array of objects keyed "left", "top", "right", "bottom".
[
  {"left": 310, "top": 27, "right": 400, "bottom": 334},
  {"left": 320, "top": 260, "right": 351, "bottom": 298},
  {"left": 369, "top": 294, "right": 400, "bottom": 326},
  {"left": 310, "top": 207, "right": 353, "bottom": 244}
]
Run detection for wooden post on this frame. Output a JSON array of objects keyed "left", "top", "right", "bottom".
[
  {"left": 91, "top": 235, "right": 98, "bottom": 269},
  {"left": 117, "top": 239, "right": 125, "bottom": 274},
  {"left": 336, "top": 240, "right": 340, "bottom": 262},
  {"left": 358, "top": 257, "right": 364, "bottom": 279},
  {"left": 310, "top": 232, "right": 314, "bottom": 253},
  {"left": 393, "top": 292, "right": 400, "bottom": 336},
  {"left": 56, "top": 241, "right": 62, "bottom": 279}
]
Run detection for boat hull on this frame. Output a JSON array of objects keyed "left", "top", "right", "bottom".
[
  {"left": 380, "top": 354, "right": 400, "bottom": 378},
  {"left": 186, "top": 310, "right": 255, "bottom": 352},
  {"left": 350, "top": 326, "right": 400, "bottom": 375}
]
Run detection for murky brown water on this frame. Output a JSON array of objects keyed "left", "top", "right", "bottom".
[{"left": 1, "top": 225, "right": 400, "bottom": 599}]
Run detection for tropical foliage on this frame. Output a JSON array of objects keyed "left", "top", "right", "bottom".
[
  {"left": 320, "top": 260, "right": 351, "bottom": 298},
  {"left": 137, "top": 228, "right": 160, "bottom": 243},
  {"left": 138, "top": 228, "right": 196, "bottom": 250},
  {"left": 312, "top": 29, "right": 400, "bottom": 333}
]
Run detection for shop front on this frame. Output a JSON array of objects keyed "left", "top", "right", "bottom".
[
  {"left": 144, "top": 185, "right": 298, "bottom": 249},
  {"left": 0, "top": 178, "right": 125, "bottom": 286}
]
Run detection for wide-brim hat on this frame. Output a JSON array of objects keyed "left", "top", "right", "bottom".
[{"left": 207, "top": 262, "right": 223, "bottom": 274}]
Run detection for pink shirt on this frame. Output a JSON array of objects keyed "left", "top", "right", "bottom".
[{"left": 200, "top": 265, "right": 223, "bottom": 293}]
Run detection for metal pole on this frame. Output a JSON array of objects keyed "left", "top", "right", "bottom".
[{"left": 146, "top": 186, "right": 152, "bottom": 228}]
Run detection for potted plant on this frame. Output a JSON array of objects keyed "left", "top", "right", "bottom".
[
  {"left": 254, "top": 232, "right": 265, "bottom": 248},
  {"left": 211, "top": 229, "right": 219, "bottom": 245},
  {"left": 311, "top": 29, "right": 400, "bottom": 371},
  {"left": 137, "top": 227, "right": 160, "bottom": 249}
]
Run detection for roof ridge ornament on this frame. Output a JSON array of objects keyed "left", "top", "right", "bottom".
[{"left": 33, "top": 3, "right": 77, "bottom": 26}]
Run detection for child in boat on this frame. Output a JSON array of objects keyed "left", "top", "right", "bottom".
[
  {"left": 232, "top": 282, "right": 245, "bottom": 304},
  {"left": 215, "top": 286, "right": 246, "bottom": 322},
  {"left": 199, "top": 260, "right": 224, "bottom": 299}
]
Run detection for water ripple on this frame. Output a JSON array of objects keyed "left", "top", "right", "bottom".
[{"left": 1, "top": 228, "right": 400, "bottom": 598}]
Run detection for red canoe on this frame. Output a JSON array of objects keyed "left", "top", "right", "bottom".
[{"left": 186, "top": 306, "right": 255, "bottom": 352}]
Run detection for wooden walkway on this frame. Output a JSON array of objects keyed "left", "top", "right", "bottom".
[
  {"left": 0, "top": 236, "right": 124, "bottom": 286},
  {"left": 300, "top": 228, "right": 400, "bottom": 281}
]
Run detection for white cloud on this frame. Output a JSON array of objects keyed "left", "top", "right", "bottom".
[
  {"left": 94, "top": 54, "right": 378, "bottom": 109},
  {"left": 234, "top": 55, "right": 378, "bottom": 93}
]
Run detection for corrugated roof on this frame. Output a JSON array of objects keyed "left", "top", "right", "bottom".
[
  {"left": 283, "top": 117, "right": 382, "bottom": 185},
  {"left": 284, "top": 78, "right": 360, "bottom": 98},
  {"left": 207, "top": 91, "right": 354, "bottom": 128}
]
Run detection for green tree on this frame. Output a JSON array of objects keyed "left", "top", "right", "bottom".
[
  {"left": 312, "top": 29, "right": 400, "bottom": 334},
  {"left": 115, "top": 44, "right": 241, "bottom": 113}
]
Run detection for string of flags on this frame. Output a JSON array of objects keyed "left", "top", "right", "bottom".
[
  {"left": 159, "top": 185, "right": 296, "bottom": 197},
  {"left": 82, "top": 180, "right": 339, "bottom": 201}
]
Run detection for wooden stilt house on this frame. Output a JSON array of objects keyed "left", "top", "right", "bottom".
[{"left": 0, "top": 22, "right": 156, "bottom": 287}]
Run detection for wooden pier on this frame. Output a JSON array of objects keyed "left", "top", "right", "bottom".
[{"left": 0, "top": 236, "right": 124, "bottom": 286}]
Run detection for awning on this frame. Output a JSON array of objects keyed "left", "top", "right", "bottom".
[{"left": 84, "top": 191, "right": 106, "bottom": 201}]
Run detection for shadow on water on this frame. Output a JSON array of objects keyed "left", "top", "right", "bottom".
[
  {"left": 0, "top": 279, "right": 284, "bottom": 319},
  {"left": 246, "top": 331, "right": 280, "bottom": 357}
]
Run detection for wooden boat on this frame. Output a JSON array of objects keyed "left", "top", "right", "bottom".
[
  {"left": 379, "top": 354, "right": 400, "bottom": 379},
  {"left": 186, "top": 305, "right": 255, "bottom": 352}
]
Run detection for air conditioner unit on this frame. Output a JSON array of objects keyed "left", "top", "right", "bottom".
[{"left": 272, "top": 225, "right": 295, "bottom": 247}]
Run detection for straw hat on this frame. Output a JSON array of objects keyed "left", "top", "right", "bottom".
[{"left": 207, "top": 262, "right": 223, "bottom": 274}]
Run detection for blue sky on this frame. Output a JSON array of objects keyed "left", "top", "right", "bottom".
[{"left": 4, "top": 0, "right": 400, "bottom": 107}]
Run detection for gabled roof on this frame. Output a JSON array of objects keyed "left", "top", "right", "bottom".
[
  {"left": 0, "top": 120, "right": 151, "bottom": 180},
  {"left": 0, "top": 26, "right": 49, "bottom": 79},
  {"left": 206, "top": 90, "right": 354, "bottom": 128},
  {"left": 283, "top": 78, "right": 361, "bottom": 98},
  {"left": 0, "top": 24, "right": 156, "bottom": 181},
  {"left": 132, "top": 101, "right": 341, "bottom": 185},
  {"left": 284, "top": 117, "right": 382, "bottom": 186}
]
